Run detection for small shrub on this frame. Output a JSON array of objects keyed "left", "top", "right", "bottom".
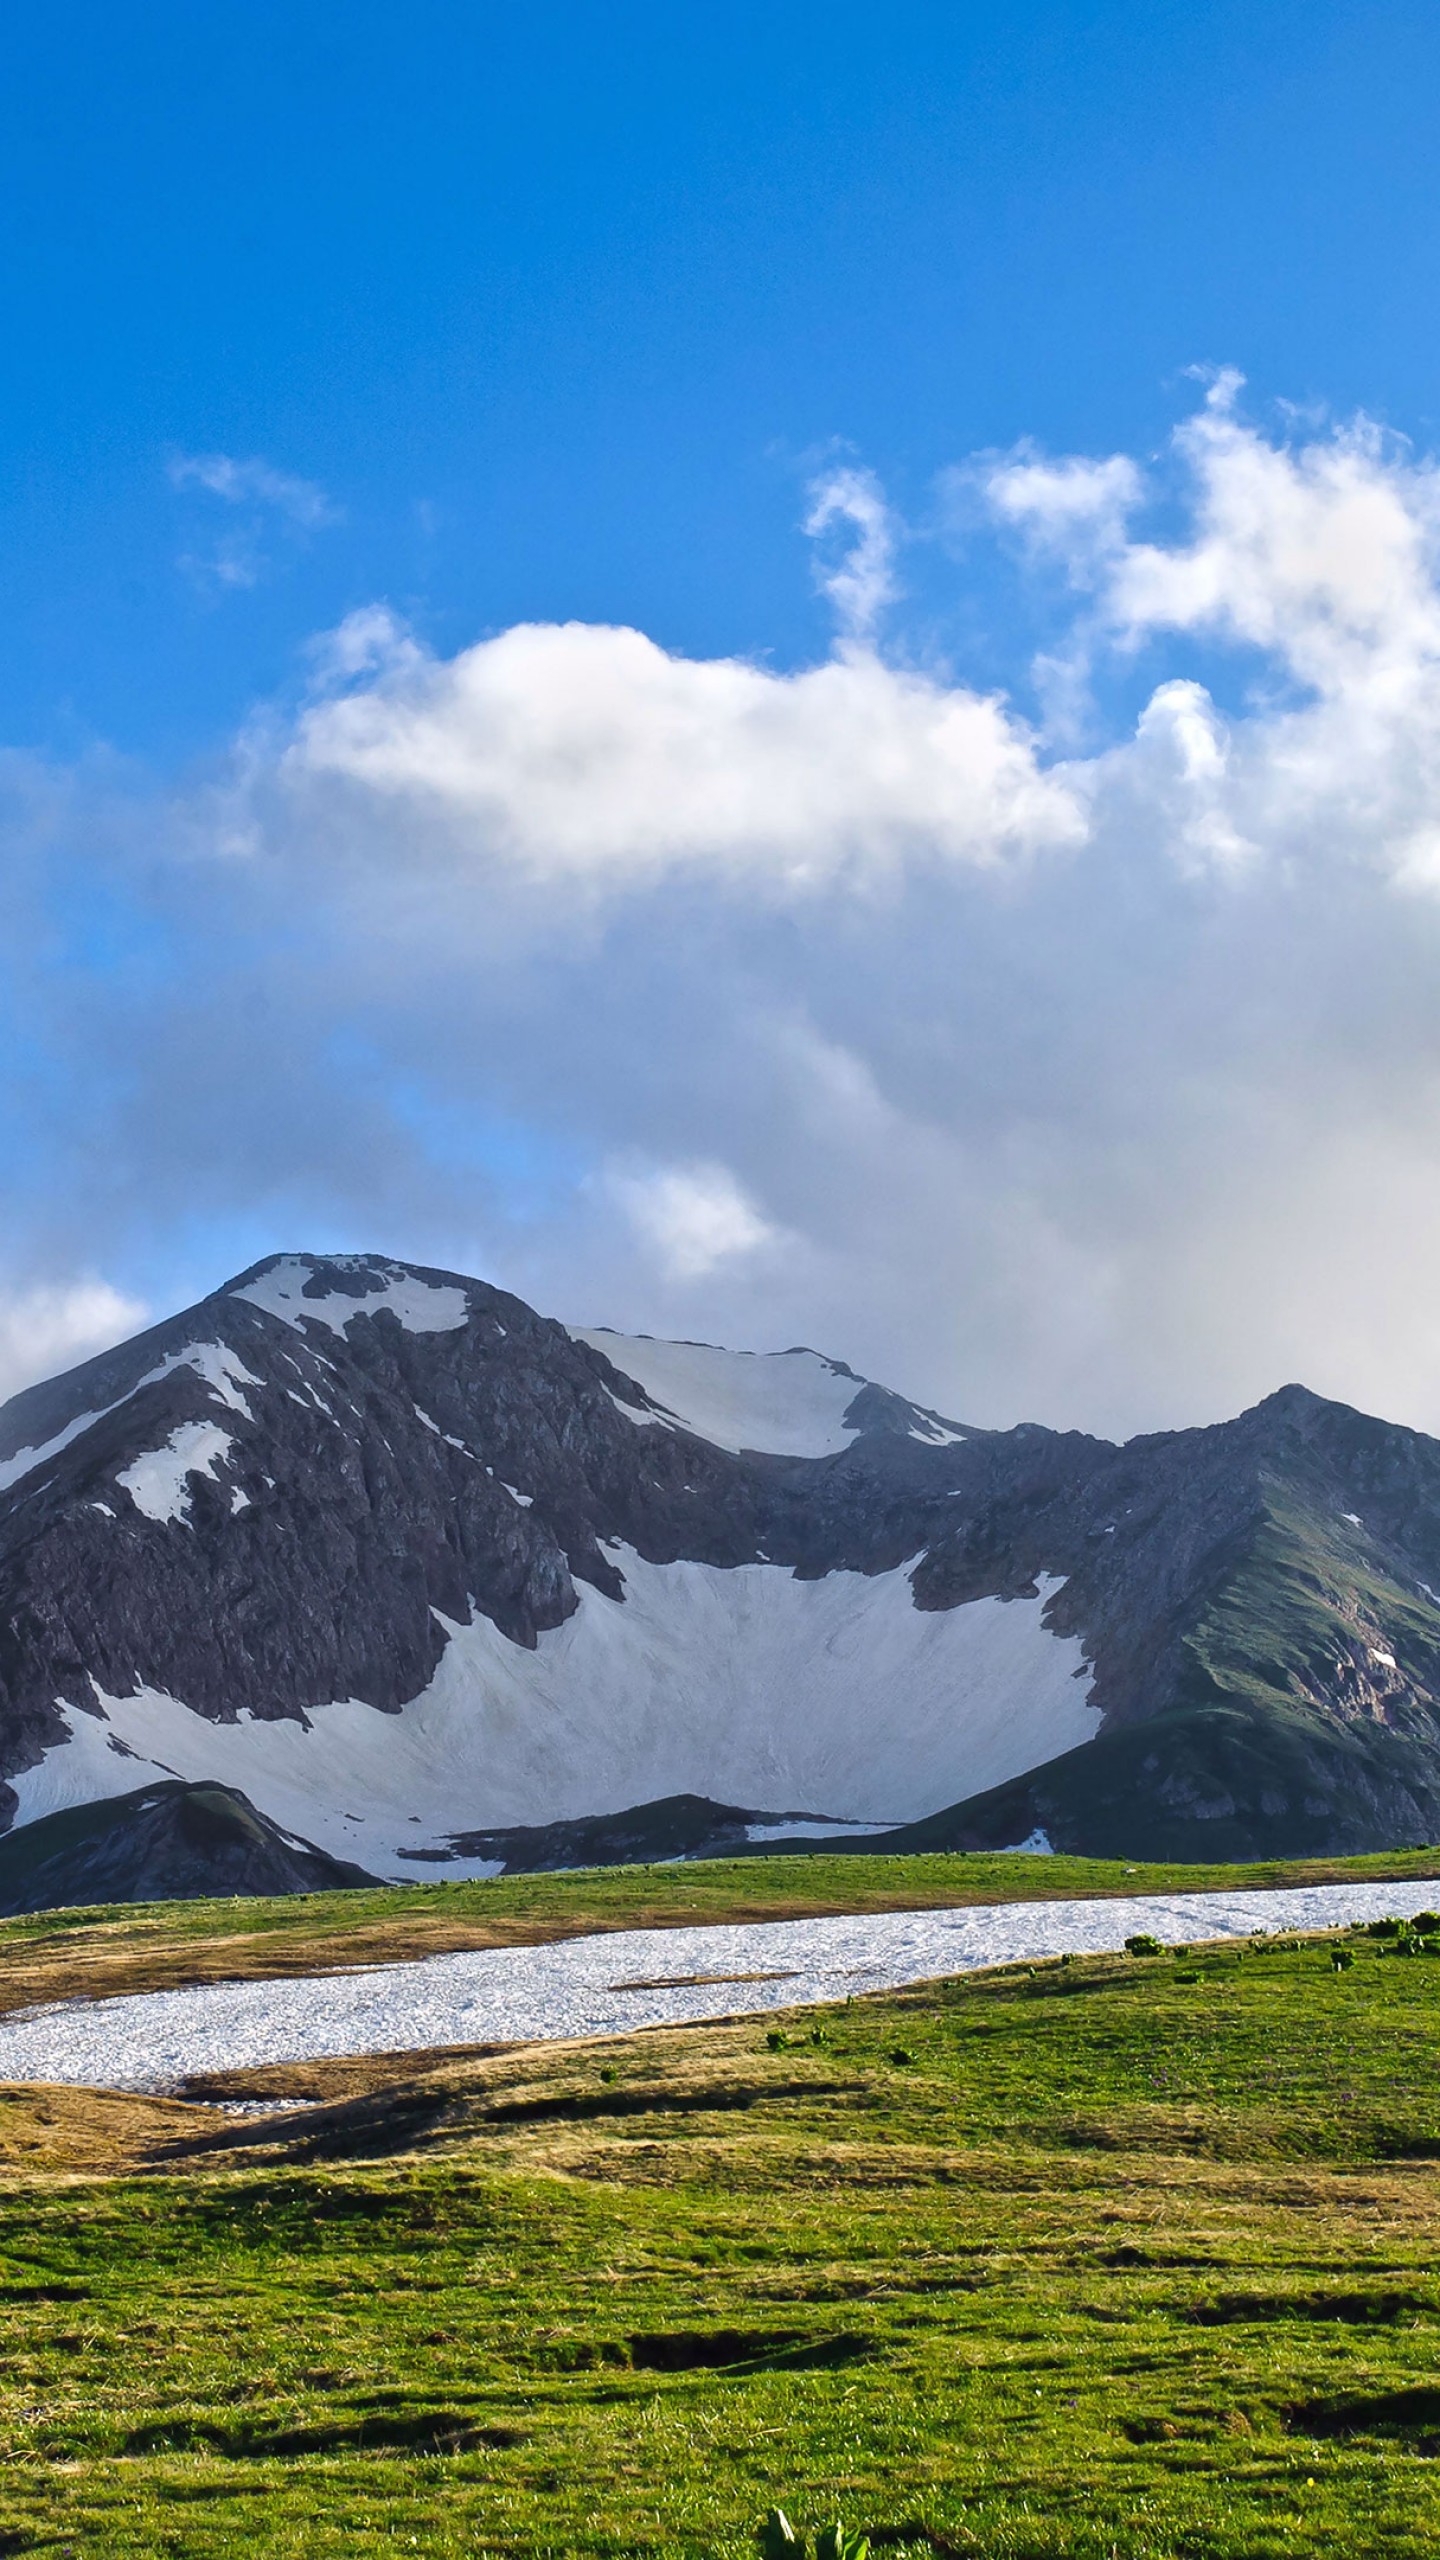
[
  {"left": 889, "top": 2047, "right": 916, "bottom": 2067},
  {"left": 759, "top": 2515, "right": 871, "bottom": 2560},
  {"left": 1367, "top": 1917, "right": 1405, "bottom": 1938},
  {"left": 766, "top": 2028, "right": 791, "bottom": 2053},
  {"left": 1125, "top": 1934, "right": 1164, "bottom": 1958},
  {"left": 1413, "top": 1912, "right": 1440, "bottom": 1934},
  {"left": 599, "top": 2064, "right": 619, "bottom": 2083},
  {"left": 816, "top": 2527, "right": 870, "bottom": 2560},
  {"left": 1330, "top": 1947, "right": 1354, "bottom": 1972}
]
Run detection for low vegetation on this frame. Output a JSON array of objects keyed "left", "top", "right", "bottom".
[{"left": 1, "top": 1905, "right": 1440, "bottom": 2550}]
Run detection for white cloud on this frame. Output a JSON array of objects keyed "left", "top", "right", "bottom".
[
  {"left": 0, "top": 1281, "right": 148, "bottom": 1406},
  {"left": 168, "top": 451, "right": 338, "bottom": 593},
  {"left": 168, "top": 451, "right": 336, "bottom": 529},
  {"left": 972, "top": 444, "right": 1145, "bottom": 571},
  {"left": 22, "top": 382, "right": 1440, "bottom": 1442},
  {"left": 607, "top": 1161, "right": 780, "bottom": 1282},
  {"left": 283, "top": 616, "right": 1081, "bottom": 892},
  {"left": 803, "top": 463, "right": 899, "bottom": 650}
]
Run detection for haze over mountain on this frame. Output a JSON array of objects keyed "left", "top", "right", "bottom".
[{"left": 2, "top": 1248, "right": 1440, "bottom": 1907}]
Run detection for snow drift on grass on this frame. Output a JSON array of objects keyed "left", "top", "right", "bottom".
[{"left": 2, "top": 1878, "right": 1439, "bottom": 2091}]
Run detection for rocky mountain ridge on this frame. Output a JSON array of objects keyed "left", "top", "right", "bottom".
[{"left": 2, "top": 1249, "right": 1440, "bottom": 1898}]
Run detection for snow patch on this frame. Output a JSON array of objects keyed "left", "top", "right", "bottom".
[
  {"left": 0, "top": 1407, "right": 113, "bottom": 1497},
  {"left": 234, "top": 1256, "right": 469, "bottom": 1337},
  {"left": 742, "top": 1818, "right": 899, "bottom": 1843},
  {"left": 571, "top": 1331, "right": 871, "bottom": 1457},
  {"left": 0, "top": 1339, "right": 261, "bottom": 1504},
  {"left": 594, "top": 1380, "right": 670, "bottom": 1430},
  {"left": 116, "top": 1423, "right": 235, "bottom": 1526},
  {"left": 996, "top": 1828, "right": 1054, "bottom": 1855},
  {"left": 150, "top": 1341, "right": 263, "bottom": 1418},
  {"left": 413, "top": 1406, "right": 473, "bottom": 1454}
]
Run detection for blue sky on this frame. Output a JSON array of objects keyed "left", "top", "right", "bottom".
[
  {"left": 6, "top": 0, "right": 1438, "bottom": 752},
  {"left": 7, "top": 1, "right": 1440, "bottom": 1433}
]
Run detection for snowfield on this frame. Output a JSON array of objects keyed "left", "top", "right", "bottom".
[
  {"left": 568, "top": 1330, "right": 876, "bottom": 1455},
  {"left": 0, "top": 1878, "right": 1435, "bottom": 2093},
  {"left": 8, "top": 1557, "right": 1097, "bottom": 1870},
  {"left": 569, "top": 1328, "right": 967, "bottom": 1459}
]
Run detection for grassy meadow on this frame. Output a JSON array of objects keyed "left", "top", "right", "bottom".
[{"left": 2, "top": 1873, "right": 1440, "bottom": 2550}]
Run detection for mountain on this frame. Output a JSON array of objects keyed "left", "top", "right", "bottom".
[
  {"left": 0, "top": 1780, "right": 380, "bottom": 1915},
  {"left": 1, "top": 1248, "right": 1440, "bottom": 1897}
]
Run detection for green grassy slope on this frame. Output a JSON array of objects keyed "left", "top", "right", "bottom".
[
  {"left": 907, "top": 1471, "right": 1440, "bottom": 1864},
  {"left": 4, "top": 1925, "right": 1440, "bottom": 2550}
]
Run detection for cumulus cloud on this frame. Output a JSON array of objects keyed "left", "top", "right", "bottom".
[
  {"left": 1105, "top": 382, "right": 1440, "bottom": 695},
  {"left": 0, "top": 1282, "right": 147, "bottom": 1406},
  {"left": 283, "top": 614, "right": 1079, "bottom": 892},
  {"left": 606, "top": 1161, "right": 781, "bottom": 1282},
  {"left": 970, "top": 444, "right": 1145, "bottom": 570},
  {"left": 16, "top": 381, "right": 1440, "bottom": 1440}
]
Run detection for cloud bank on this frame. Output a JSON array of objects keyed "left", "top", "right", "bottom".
[{"left": 12, "top": 378, "right": 1440, "bottom": 1440}]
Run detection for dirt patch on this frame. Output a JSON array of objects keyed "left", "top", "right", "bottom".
[
  {"left": 1287, "top": 2386, "right": 1440, "bottom": 2446},
  {"left": 123, "top": 2406, "right": 525, "bottom": 2457},
  {"left": 1191, "top": 2288, "right": 1431, "bottom": 2325},
  {"left": 609, "top": 1969, "right": 800, "bottom": 1991}
]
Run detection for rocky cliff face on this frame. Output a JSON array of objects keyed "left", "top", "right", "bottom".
[{"left": 3, "top": 1249, "right": 1440, "bottom": 1885}]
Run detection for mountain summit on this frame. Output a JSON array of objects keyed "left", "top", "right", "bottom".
[{"left": 1, "top": 1250, "right": 1439, "bottom": 1896}]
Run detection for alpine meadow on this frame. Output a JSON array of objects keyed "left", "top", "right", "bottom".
[{"left": 5, "top": 6, "right": 1440, "bottom": 2554}]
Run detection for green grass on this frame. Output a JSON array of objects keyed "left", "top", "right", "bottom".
[{"left": 4, "top": 1922, "right": 1440, "bottom": 2551}]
